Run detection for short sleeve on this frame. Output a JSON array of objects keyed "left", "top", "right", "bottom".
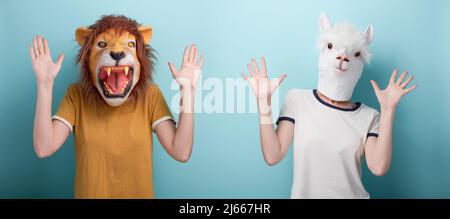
[
  {"left": 150, "top": 86, "right": 175, "bottom": 132},
  {"left": 367, "top": 111, "right": 380, "bottom": 138},
  {"left": 52, "top": 85, "right": 78, "bottom": 132},
  {"left": 276, "top": 90, "right": 297, "bottom": 125}
]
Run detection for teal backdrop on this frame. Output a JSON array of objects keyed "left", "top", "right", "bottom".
[{"left": 0, "top": 0, "right": 449, "bottom": 198}]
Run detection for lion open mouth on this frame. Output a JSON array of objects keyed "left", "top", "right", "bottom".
[{"left": 98, "top": 65, "right": 134, "bottom": 97}]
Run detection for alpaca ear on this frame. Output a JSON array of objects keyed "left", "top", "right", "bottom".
[
  {"left": 138, "top": 26, "right": 153, "bottom": 45},
  {"left": 75, "top": 27, "right": 92, "bottom": 46},
  {"left": 365, "top": 25, "right": 374, "bottom": 44},
  {"left": 320, "top": 13, "right": 331, "bottom": 32}
]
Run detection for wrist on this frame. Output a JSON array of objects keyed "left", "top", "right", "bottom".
[
  {"left": 380, "top": 102, "right": 396, "bottom": 111},
  {"left": 37, "top": 80, "right": 54, "bottom": 89},
  {"left": 380, "top": 105, "right": 396, "bottom": 115},
  {"left": 259, "top": 111, "right": 273, "bottom": 125},
  {"left": 180, "top": 84, "right": 195, "bottom": 91}
]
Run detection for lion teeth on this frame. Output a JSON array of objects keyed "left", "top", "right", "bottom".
[
  {"left": 106, "top": 68, "right": 111, "bottom": 76},
  {"left": 124, "top": 66, "right": 129, "bottom": 76}
]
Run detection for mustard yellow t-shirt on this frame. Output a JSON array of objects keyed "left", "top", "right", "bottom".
[{"left": 52, "top": 83, "right": 174, "bottom": 199}]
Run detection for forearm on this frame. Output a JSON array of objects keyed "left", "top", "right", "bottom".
[
  {"left": 171, "top": 87, "right": 195, "bottom": 162},
  {"left": 258, "top": 98, "right": 283, "bottom": 165},
  {"left": 33, "top": 82, "right": 55, "bottom": 156},
  {"left": 371, "top": 107, "right": 395, "bottom": 174}
]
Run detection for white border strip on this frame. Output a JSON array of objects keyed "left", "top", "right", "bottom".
[
  {"left": 152, "top": 116, "right": 175, "bottom": 132},
  {"left": 52, "top": 115, "right": 73, "bottom": 132}
]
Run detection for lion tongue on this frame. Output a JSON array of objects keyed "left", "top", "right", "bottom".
[{"left": 106, "top": 72, "right": 128, "bottom": 93}]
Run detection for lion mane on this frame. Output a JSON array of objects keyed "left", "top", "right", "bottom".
[{"left": 76, "top": 15, "right": 156, "bottom": 104}]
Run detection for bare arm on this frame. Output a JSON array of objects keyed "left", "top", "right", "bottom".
[
  {"left": 30, "top": 35, "right": 69, "bottom": 158},
  {"left": 365, "top": 69, "right": 417, "bottom": 176},
  {"left": 242, "top": 57, "right": 293, "bottom": 166},
  {"left": 259, "top": 121, "right": 295, "bottom": 166},
  {"left": 155, "top": 44, "right": 203, "bottom": 163}
]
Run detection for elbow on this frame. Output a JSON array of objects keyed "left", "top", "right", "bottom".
[
  {"left": 177, "top": 154, "right": 191, "bottom": 163},
  {"left": 371, "top": 166, "right": 389, "bottom": 176},
  {"left": 264, "top": 157, "right": 280, "bottom": 166},
  {"left": 174, "top": 148, "right": 192, "bottom": 163},
  {"left": 35, "top": 148, "right": 51, "bottom": 159},
  {"left": 33, "top": 142, "right": 53, "bottom": 159}
]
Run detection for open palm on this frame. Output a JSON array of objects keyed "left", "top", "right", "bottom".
[
  {"left": 241, "top": 57, "right": 287, "bottom": 100},
  {"left": 168, "top": 44, "right": 204, "bottom": 90},
  {"left": 371, "top": 69, "right": 417, "bottom": 109},
  {"left": 29, "top": 35, "right": 64, "bottom": 84}
]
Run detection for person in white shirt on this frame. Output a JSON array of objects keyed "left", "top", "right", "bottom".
[{"left": 241, "top": 13, "right": 417, "bottom": 199}]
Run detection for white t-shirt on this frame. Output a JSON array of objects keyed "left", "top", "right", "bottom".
[{"left": 278, "top": 89, "right": 380, "bottom": 199}]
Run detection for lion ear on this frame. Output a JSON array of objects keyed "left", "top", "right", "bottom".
[
  {"left": 138, "top": 26, "right": 153, "bottom": 44},
  {"left": 75, "top": 27, "right": 92, "bottom": 46}
]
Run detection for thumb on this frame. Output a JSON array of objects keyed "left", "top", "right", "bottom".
[
  {"left": 278, "top": 74, "right": 287, "bottom": 84},
  {"left": 56, "top": 54, "right": 64, "bottom": 67},
  {"left": 168, "top": 62, "right": 177, "bottom": 78},
  {"left": 370, "top": 80, "right": 381, "bottom": 93},
  {"left": 273, "top": 74, "right": 287, "bottom": 88},
  {"left": 55, "top": 54, "right": 64, "bottom": 73}
]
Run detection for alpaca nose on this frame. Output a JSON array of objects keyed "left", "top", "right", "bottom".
[
  {"left": 110, "top": 51, "right": 125, "bottom": 61},
  {"left": 336, "top": 54, "right": 350, "bottom": 62}
]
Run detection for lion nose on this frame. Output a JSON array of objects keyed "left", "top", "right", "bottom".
[
  {"left": 110, "top": 51, "right": 125, "bottom": 61},
  {"left": 336, "top": 54, "right": 350, "bottom": 62}
]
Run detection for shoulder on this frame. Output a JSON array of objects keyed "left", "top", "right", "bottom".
[
  {"left": 144, "top": 83, "right": 164, "bottom": 97},
  {"left": 284, "top": 89, "right": 313, "bottom": 105},
  {"left": 286, "top": 88, "right": 312, "bottom": 99},
  {"left": 64, "top": 83, "right": 83, "bottom": 98},
  {"left": 143, "top": 83, "right": 170, "bottom": 106},
  {"left": 358, "top": 103, "right": 380, "bottom": 118}
]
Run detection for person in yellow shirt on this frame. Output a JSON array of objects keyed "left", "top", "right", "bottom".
[{"left": 29, "top": 15, "right": 203, "bottom": 198}]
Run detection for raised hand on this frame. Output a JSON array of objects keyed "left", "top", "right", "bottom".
[
  {"left": 370, "top": 69, "right": 417, "bottom": 110},
  {"left": 168, "top": 44, "right": 204, "bottom": 90},
  {"left": 241, "top": 57, "right": 286, "bottom": 108},
  {"left": 29, "top": 35, "right": 64, "bottom": 85}
]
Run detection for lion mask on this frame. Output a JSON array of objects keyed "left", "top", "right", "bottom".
[{"left": 75, "top": 15, "right": 154, "bottom": 106}]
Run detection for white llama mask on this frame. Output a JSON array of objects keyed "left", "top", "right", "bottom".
[{"left": 317, "top": 13, "right": 373, "bottom": 101}]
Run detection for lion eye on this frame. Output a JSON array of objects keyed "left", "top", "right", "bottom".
[
  {"left": 128, "top": 42, "right": 136, "bottom": 48},
  {"left": 98, "top": 41, "right": 107, "bottom": 48},
  {"left": 354, "top": 51, "right": 361, "bottom": 57}
]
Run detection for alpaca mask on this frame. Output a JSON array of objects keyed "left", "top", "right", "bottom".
[
  {"left": 317, "top": 13, "right": 373, "bottom": 101},
  {"left": 75, "top": 15, "right": 153, "bottom": 106}
]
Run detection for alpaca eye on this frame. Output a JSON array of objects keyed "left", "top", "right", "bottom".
[
  {"left": 128, "top": 42, "right": 136, "bottom": 48},
  {"left": 98, "top": 41, "right": 107, "bottom": 48},
  {"left": 354, "top": 52, "right": 361, "bottom": 57},
  {"left": 327, "top": 43, "right": 333, "bottom": 50}
]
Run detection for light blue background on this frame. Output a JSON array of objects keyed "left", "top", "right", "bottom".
[{"left": 1, "top": 0, "right": 449, "bottom": 198}]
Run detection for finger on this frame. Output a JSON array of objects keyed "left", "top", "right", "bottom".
[
  {"left": 189, "top": 44, "right": 195, "bottom": 63},
  {"left": 182, "top": 46, "right": 189, "bottom": 64},
  {"left": 29, "top": 46, "right": 36, "bottom": 60},
  {"left": 396, "top": 71, "right": 408, "bottom": 85},
  {"left": 33, "top": 36, "right": 40, "bottom": 56},
  {"left": 370, "top": 80, "right": 381, "bottom": 92},
  {"left": 403, "top": 84, "right": 417, "bottom": 95},
  {"left": 43, "top": 39, "right": 50, "bottom": 56},
  {"left": 197, "top": 55, "right": 204, "bottom": 68},
  {"left": 193, "top": 46, "right": 198, "bottom": 63},
  {"left": 251, "top": 58, "right": 260, "bottom": 73},
  {"left": 260, "top": 57, "right": 267, "bottom": 76},
  {"left": 389, "top": 68, "right": 398, "bottom": 84},
  {"left": 278, "top": 74, "right": 287, "bottom": 85},
  {"left": 273, "top": 74, "right": 287, "bottom": 88},
  {"left": 247, "top": 63, "right": 255, "bottom": 77},
  {"left": 401, "top": 75, "right": 414, "bottom": 88},
  {"left": 37, "top": 35, "right": 45, "bottom": 55},
  {"left": 168, "top": 62, "right": 178, "bottom": 77},
  {"left": 241, "top": 72, "right": 248, "bottom": 81},
  {"left": 55, "top": 54, "right": 65, "bottom": 72}
]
